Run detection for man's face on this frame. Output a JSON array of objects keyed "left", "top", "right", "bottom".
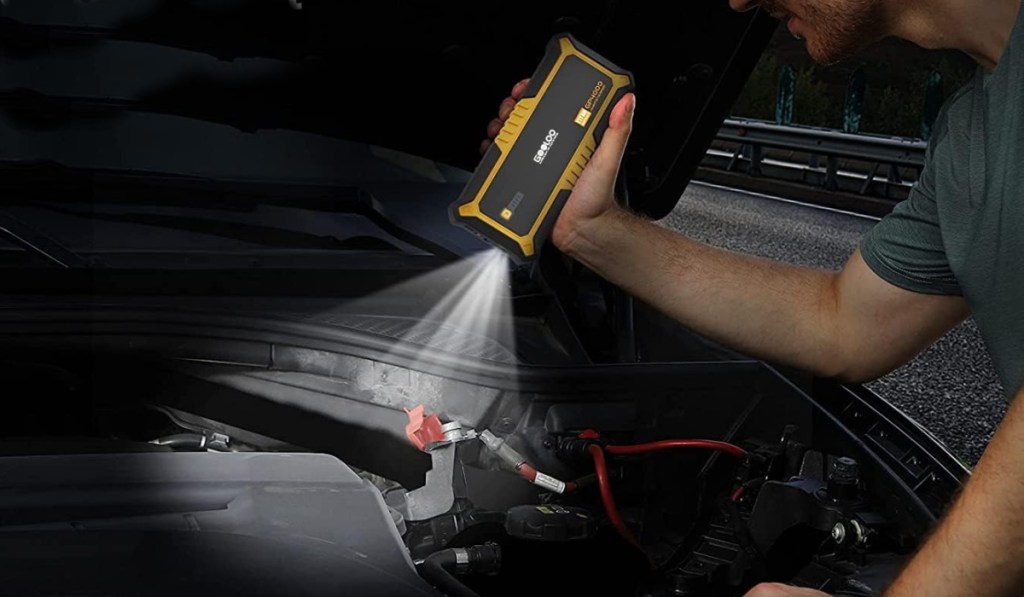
[{"left": 729, "top": 0, "right": 886, "bottom": 64}]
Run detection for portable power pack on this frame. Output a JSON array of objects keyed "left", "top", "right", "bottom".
[{"left": 449, "top": 34, "right": 635, "bottom": 263}]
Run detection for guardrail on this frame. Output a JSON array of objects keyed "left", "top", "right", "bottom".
[
  {"left": 718, "top": 119, "right": 927, "bottom": 167},
  {"left": 699, "top": 118, "right": 929, "bottom": 214}
]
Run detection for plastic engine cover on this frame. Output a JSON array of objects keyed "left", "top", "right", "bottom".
[{"left": 0, "top": 451, "right": 440, "bottom": 596}]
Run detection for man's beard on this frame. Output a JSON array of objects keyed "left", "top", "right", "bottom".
[{"left": 762, "top": 0, "right": 885, "bottom": 64}]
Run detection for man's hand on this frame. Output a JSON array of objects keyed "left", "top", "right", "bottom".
[
  {"left": 479, "top": 78, "right": 637, "bottom": 256},
  {"left": 744, "top": 584, "right": 829, "bottom": 597},
  {"left": 479, "top": 78, "right": 531, "bottom": 157}
]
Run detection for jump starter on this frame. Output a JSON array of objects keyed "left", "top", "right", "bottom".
[{"left": 450, "top": 34, "right": 635, "bottom": 264}]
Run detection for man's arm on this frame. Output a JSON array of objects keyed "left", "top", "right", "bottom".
[
  {"left": 567, "top": 210, "right": 968, "bottom": 382},
  {"left": 483, "top": 80, "right": 962, "bottom": 382},
  {"left": 483, "top": 85, "right": 967, "bottom": 382},
  {"left": 482, "top": 82, "right": 967, "bottom": 382},
  {"left": 880, "top": 386, "right": 1024, "bottom": 596}
]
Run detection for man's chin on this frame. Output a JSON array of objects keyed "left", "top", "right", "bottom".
[
  {"left": 804, "top": 37, "right": 849, "bottom": 66},
  {"left": 803, "top": 27, "right": 881, "bottom": 65}
]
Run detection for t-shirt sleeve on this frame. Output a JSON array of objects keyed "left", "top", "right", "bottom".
[{"left": 859, "top": 148, "right": 962, "bottom": 296}]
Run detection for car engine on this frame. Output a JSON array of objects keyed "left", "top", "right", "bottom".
[
  {"left": 382, "top": 405, "right": 908, "bottom": 597},
  {"left": 0, "top": 347, "right": 950, "bottom": 597}
]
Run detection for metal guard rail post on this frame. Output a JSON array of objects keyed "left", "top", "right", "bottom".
[{"left": 715, "top": 118, "right": 928, "bottom": 197}]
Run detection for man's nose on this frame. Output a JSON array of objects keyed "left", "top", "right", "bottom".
[{"left": 728, "top": 0, "right": 759, "bottom": 12}]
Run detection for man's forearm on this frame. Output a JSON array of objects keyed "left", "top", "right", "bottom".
[
  {"left": 566, "top": 207, "right": 843, "bottom": 377},
  {"left": 882, "top": 388, "right": 1024, "bottom": 597}
]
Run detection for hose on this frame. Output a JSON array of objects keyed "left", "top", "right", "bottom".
[
  {"left": 419, "top": 543, "right": 501, "bottom": 597},
  {"left": 420, "top": 551, "right": 481, "bottom": 597}
]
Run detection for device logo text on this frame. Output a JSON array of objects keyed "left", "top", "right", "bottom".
[
  {"left": 533, "top": 129, "right": 559, "bottom": 164},
  {"left": 585, "top": 80, "right": 606, "bottom": 111}
]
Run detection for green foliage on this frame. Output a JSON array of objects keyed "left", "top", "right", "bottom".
[
  {"left": 863, "top": 85, "right": 920, "bottom": 137},
  {"left": 730, "top": 55, "right": 782, "bottom": 122},
  {"left": 729, "top": 58, "right": 841, "bottom": 128},
  {"left": 792, "top": 66, "right": 836, "bottom": 128},
  {"left": 729, "top": 39, "right": 976, "bottom": 138}
]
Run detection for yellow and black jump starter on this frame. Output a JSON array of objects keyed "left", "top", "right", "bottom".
[{"left": 450, "top": 34, "right": 635, "bottom": 264}]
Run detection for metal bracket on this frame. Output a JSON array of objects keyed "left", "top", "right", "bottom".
[{"left": 401, "top": 442, "right": 457, "bottom": 521}]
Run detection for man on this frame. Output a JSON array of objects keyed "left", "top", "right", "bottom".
[{"left": 481, "top": 0, "right": 1024, "bottom": 595}]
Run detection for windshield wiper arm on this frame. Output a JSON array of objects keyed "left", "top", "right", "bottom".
[
  {"left": 38, "top": 205, "right": 403, "bottom": 253},
  {"left": 0, "top": 162, "right": 461, "bottom": 261},
  {"left": 0, "top": 209, "right": 91, "bottom": 268}
]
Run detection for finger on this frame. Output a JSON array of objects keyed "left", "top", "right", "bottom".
[
  {"left": 744, "top": 583, "right": 786, "bottom": 597},
  {"left": 479, "top": 138, "right": 492, "bottom": 155},
  {"left": 743, "top": 583, "right": 828, "bottom": 597},
  {"left": 486, "top": 118, "right": 503, "bottom": 139},
  {"left": 585, "top": 93, "right": 636, "bottom": 189},
  {"left": 498, "top": 97, "right": 517, "bottom": 121},
  {"left": 511, "top": 78, "right": 530, "bottom": 100}
]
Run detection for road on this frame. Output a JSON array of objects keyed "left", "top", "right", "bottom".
[{"left": 659, "top": 181, "right": 1007, "bottom": 466}]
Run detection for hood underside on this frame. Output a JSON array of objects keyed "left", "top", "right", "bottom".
[{"left": 1, "top": 0, "right": 776, "bottom": 219}]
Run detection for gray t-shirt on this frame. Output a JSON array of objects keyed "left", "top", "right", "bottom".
[{"left": 860, "top": 11, "right": 1024, "bottom": 398}]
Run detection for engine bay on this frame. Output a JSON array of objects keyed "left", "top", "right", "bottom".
[
  {"left": 382, "top": 399, "right": 912, "bottom": 596},
  {"left": 0, "top": 343, "right": 961, "bottom": 596}
]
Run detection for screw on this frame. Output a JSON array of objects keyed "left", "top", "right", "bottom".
[
  {"left": 831, "top": 522, "right": 847, "bottom": 544},
  {"left": 542, "top": 438, "right": 554, "bottom": 449}
]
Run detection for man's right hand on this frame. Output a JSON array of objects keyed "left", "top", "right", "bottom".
[{"left": 480, "top": 78, "right": 637, "bottom": 257}]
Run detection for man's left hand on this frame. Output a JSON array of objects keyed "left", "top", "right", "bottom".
[{"left": 744, "top": 583, "right": 830, "bottom": 597}]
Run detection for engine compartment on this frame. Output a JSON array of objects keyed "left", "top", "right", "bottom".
[
  {"left": 0, "top": 344, "right": 962, "bottom": 596},
  {"left": 388, "top": 395, "right": 913, "bottom": 596}
]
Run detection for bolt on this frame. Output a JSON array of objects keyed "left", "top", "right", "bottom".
[
  {"left": 832, "top": 456, "right": 859, "bottom": 479},
  {"left": 831, "top": 522, "right": 847, "bottom": 544},
  {"left": 542, "top": 438, "right": 554, "bottom": 449},
  {"left": 828, "top": 456, "right": 860, "bottom": 500}
]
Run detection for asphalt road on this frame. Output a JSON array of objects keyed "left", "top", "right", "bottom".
[{"left": 659, "top": 182, "right": 1007, "bottom": 466}]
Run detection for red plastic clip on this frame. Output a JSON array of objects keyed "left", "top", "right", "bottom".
[
  {"left": 405, "top": 405, "right": 446, "bottom": 451},
  {"left": 578, "top": 428, "right": 601, "bottom": 440}
]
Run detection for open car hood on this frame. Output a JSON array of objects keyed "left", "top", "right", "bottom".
[{"left": 1, "top": 0, "right": 776, "bottom": 219}]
